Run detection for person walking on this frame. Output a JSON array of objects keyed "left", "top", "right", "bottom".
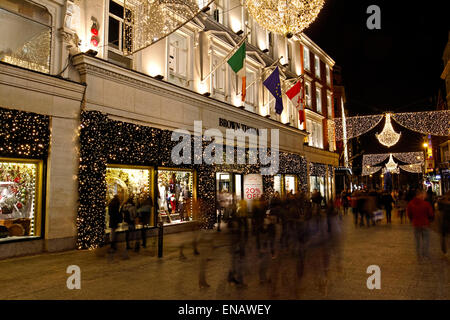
[
  {"left": 107, "top": 194, "right": 122, "bottom": 252},
  {"left": 137, "top": 196, "right": 153, "bottom": 249},
  {"left": 122, "top": 196, "right": 138, "bottom": 251},
  {"left": 407, "top": 189, "right": 434, "bottom": 262},
  {"left": 382, "top": 191, "right": 395, "bottom": 224},
  {"left": 350, "top": 191, "right": 359, "bottom": 226},
  {"left": 437, "top": 191, "right": 450, "bottom": 255}
]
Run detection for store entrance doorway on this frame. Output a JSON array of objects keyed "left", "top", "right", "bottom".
[{"left": 216, "top": 172, "right": 243, "bottom": 222}]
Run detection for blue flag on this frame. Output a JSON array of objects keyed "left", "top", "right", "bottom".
[{"left": 263, "top": 66, "right": 283, "bottom": 115}]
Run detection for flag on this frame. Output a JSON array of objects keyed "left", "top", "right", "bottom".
[
  {"left": 227, "top": 42, "right": 246, "bottom": 102},
  {"left": 286, "top": 79, "right": 306, "bottom": 125},
  {"left": 263, "top": 66, "right": 283, "bottom": 115}
]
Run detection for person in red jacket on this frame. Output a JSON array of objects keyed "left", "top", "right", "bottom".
[{"left": 407, "top": 189, "right": 434, "bottom": 261}]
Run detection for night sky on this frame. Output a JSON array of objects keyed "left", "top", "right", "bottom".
[
  {"left": 305, "top": 0, "right": 450, "bottom": 115},
  {"left": 304, "top": 0, "right": 450, "bottom": 158}
]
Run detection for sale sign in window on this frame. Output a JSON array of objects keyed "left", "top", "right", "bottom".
[{"left": 243, "top": 174, "right": 263, "bottom": 201}]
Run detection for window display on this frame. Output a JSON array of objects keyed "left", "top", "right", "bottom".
[
  {"left": 158, "top": 169, "right": 194, "bottom": 224},
  {"left": 106, "top": 166, "right": 153, "bottom": 231},
  {"left": 284, "top": 175, "right": 296, "bottom": 194},
  {"left": 0, "top": 160, "right": 42, "bottom": 240},
  {"left": 310, "top": 176, "right": 326, "bottom": 201}
]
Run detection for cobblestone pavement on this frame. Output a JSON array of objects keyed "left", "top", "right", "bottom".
[{"left": 0, "top": 212, "right": 449, "bottom": 300}]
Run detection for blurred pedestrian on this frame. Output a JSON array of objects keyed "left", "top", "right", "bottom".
[
  {"left": 437, "top": 191, "right": 450, "bottom": 255},
  {"left": 108, "top": 194, "right": 122, "bottom": 252},
  {"left": 122, "top": 196, "right": 139, "bottom": 251},
  {"left": 382, "top": 191, "right": 395, "bottom": 224},
  {"left": 407, "top": 189, "right": 434, "bottom": 261},
  {"left": 137, "top": 196, "right": 153, "bottom": 249}
]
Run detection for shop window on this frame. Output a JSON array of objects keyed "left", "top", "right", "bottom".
[
  {"left": 310, "top": 175, "right": 326, "bottom": 202},
  {"left": 158, "top": 169, "right": 194, "bottom": 225},
  {"left": 106, "top": 166, "right": 154, "bottom": 232},
  {"left": 284, "top": 175, "right": 297, "bottom": 194},
  {"left": 274, "top": 175, "right": 281, "bottom": 195},
  {"left": 0, "top": 159, "right": 42, "bottom": 241},
  {"left": 0, "top": 0, "right": 51, "bottom": 73}
]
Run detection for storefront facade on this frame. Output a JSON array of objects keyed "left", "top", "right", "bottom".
[{"left": 0, "top": 0, "right": 338, "bottom": 257}]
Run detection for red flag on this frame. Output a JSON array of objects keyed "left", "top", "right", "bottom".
[{"left": 286, "top": 79, "right": 306, "bottom": 125}]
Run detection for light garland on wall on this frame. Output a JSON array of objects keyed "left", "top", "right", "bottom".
[
  {"left": 245, "top": 0, "right": 325, "bottom": 37},
  {"left": 334, "top": 115, "right": 383, "bottom": 141},
  {"left": 0, "top": 107, "right": 50, "bottom": 159},
  {"left": 77, "top": 110, "right": 309, "bottom": 249},
  {"left": 376, "top": 114, "right": 401, "bottom": 147},
  {"left": 123, "top": 0, "right": 214, "bottom": 55},
  {"left": 310, "top": 162, "right": 327, "bottom": 177},
  {"left": 392, "top": 110, "right": 450, "bottom": 136}
]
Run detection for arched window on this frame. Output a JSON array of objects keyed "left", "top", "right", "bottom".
[{"left": 0, "top": 0, "right": 51, "bottom": 73}]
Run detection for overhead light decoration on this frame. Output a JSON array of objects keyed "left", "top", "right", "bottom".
[
  {"left": 245, "top": 0, "right": 325, "bottom": 37},
  {"left": 385, "top": 154, "right": 398, "bottom": 172},
  {"left": 376, "top": 113, "right": 401, "bottom": 147},
  {"left": 334, "top": 114, "right": 383, "bottom": 141},
  {"left": 123, "top": 0, "right": 214, "bottom": 55}
]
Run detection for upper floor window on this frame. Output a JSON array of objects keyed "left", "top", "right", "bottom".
[
  {"left": 244, "top": 69, "right": 257, "bottom": 112},
  {"left": 308, "top": 119, "right": 323, "bottom": 149},
  {"left": 303, "top": 46, "right": 310, "bottom": 71},
  {"left": 314, "top": 55, "right": 320, "bottom": 79},
  {"left": 211, "top": 52, "right": 226, "bottom": 99},
  {"left": 108, "top": 0, "right": 132, "bottom": 54},
  {"left": 305, "top": 81, "right": 312, "bottom": 107},
  {"left": 316, "top": 87, "right": 322, "bottom": 113},
  {"left": 327, "top": 94, "right": 332, "bottom": 118},
  {"left": 212, "top": 0, "right": 224, "bottom": 24},
  {"left": 168, "top": 32, "right": 189, "bottom": 86},
  {"left": 326, "top": 65, "right": 331, "bottom": 85},
  {"left": 0, "top": 0, "right": 51, "bottom": 73}
]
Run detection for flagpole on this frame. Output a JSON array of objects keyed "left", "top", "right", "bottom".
[
  {"left": 201, "top": 31, "right": 251, "bottom": 82},
  {"left": 243, "top": 57, "right": 283, "bottom": 92}
]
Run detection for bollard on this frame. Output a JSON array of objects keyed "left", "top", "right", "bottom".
[{"left": 158, "top": 218, "right": 164, "bottom": 258}]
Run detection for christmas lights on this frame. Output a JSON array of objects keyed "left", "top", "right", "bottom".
[
  {"left": 245, "top": 0, "right": 325, "bottom": 37},
  {"left": 362, "top": 154, "right": 390, "bottom": 167},
  {"left": 392, "top": 110, "right": 450, "bottom": 136},
  {"left": 392, "top": 152, "right": 424, "bottom": 164},
  {"left": 399, "top": 163, "right": 423, "bottom": 174},
  {"left": 384, "top": 154, "right": 398, "bottom": 172},
  {"left": 310, "top": 162, "right": 327, "bottom": 177},
  {"left": 335, "top": 110, "right": 450, "bottom": 142},
  {"left": 334, "top": 115, "right": 383, "bottom": 141},
  {"left": 123, "top": 0, "right": 214, "bottom": 55},
  {"left": 362, "top": 165, "right": 382, "bottom": 176},
  {"left": 376, "top": 114, "right": 401, "bottom": 147},
  {"left": 77, "top": 110, "right": 309, "bottom": 249},
  {"left": 0, "top": 107, "right": 50, "bottom": 159}
]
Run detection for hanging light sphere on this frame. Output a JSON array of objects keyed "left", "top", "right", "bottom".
[{"left": 245, "top": 0, "right": 325, "bottom": 37}]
